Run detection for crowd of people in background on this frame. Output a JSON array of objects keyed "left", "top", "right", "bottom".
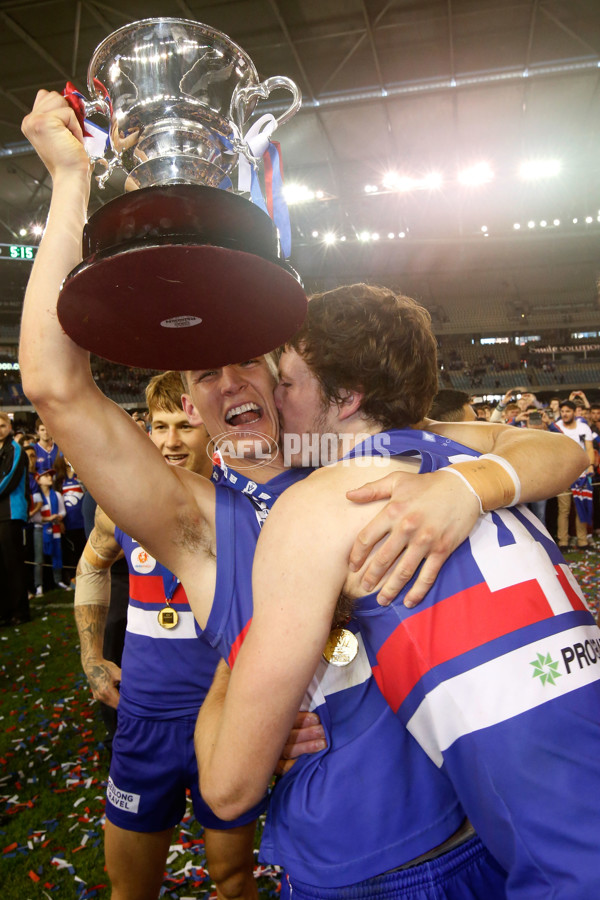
[
  {"left": 2, "top": 384, "right": 598, "bottom": 630},
  {"left": 431, "top": 386, "right": 600, "bottom": 552},
  {"left": 0, "top": 410, "right": 147, "bottom": 626}
]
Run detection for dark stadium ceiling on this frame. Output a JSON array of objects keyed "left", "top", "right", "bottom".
[{"left": 0, "top": 0, "right": 600, "bottom": 298}]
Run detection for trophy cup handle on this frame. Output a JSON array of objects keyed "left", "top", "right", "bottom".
[{"left": 233, "top": 75, "right": 302, "bottom": 131}]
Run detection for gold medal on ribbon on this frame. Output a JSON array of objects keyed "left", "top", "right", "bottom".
[
  {"left": 157, "top": 606, "right": 179, "bottom": 629},
  {"left": 322, "top": 628, "right": 359, "bottom": 667}
]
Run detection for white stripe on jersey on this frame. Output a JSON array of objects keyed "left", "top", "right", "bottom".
[
  {"left": 469, "top": 509, "right": 585, "bottom": 616},
  {"left": 407, "top": 623, "right": 600, "bottom": 767},
  {"left": 126, "top": 605, "right": 198, "bottom": 640},
  {"left": 303, "top": 632, "right": 373, "bottom": 713}
]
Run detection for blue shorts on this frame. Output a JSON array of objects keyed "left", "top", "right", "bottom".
[
  {"left": 106, "top": 712, "right": 267, "bottom": 832},
  {"left": 286, "top": 836, "right": 506, "bottom": 899}
]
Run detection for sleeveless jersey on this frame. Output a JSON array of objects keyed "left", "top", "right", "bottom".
[
  {"left": 34, "top": 441, "right": 60, "bottom": 474},
  {"left": 206, "top": 466, "right": 466, "bottom": 887},
  {"left": 348, "top": 429, "right": 600, "bottom": 897},
  {"left": 115, "top": 527, "right": 221, "bottom": 720}
]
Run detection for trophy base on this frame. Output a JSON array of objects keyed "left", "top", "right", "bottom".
[{"left": 58, "top": 242, "right": 307, "bottom": 371}]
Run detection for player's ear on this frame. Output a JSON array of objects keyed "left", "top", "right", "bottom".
[
  {"left": 337, "top": 388, "right": 364, "bottom": 421},
  {"left": 181, "top": 392, "right": 204, "bottom": 427}
]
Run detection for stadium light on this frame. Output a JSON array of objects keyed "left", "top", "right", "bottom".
[
  {"left": 283, "top": 183, "right": 316, "bottom": 205},
  {"left": 513, "top": 223, "right": 521, "bottom": 230},
  {"left": 458, "top": 163, "right": 493, "bottom": 186},
  {"left": 519, "top": 159, "right": 561, "bottom": 180},
  {"left": 323, "top": 232, "right": 337, "bottom": 245}
]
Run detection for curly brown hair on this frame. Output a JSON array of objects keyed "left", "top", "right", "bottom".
[{"left": 286, "top": 284, "right": 439, "bottom": 430}]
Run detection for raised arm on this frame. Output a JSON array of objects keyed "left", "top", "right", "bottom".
[
  {"left": 19, "top": 91, "right": 200, "bottom": 571},
  {"left": 347, "top": 420, "right": 587, "bottom": 605},
  {"left": 74, "top": 506, "right": 123, "bottom": 708}
]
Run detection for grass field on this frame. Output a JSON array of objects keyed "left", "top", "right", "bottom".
[
  {"left": 0, "top": 593, "right": 279, "bottom": 899},
  {"left": 1, "top": 550, "right": 598, "bottom": 899}
]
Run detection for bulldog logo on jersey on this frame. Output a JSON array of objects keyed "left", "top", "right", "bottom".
[{"left": 130, "top": 546, "right": 157, "bottom": 574}]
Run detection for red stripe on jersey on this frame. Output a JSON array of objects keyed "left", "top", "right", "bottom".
[
  {"left": 376, "top": 576, "right": 558, "bottom": 713},
  {"left": 129, "top": 574, "right": 188, "bottom": 606},
  {"left": 228, "top": 618, "right": 252, "bottom": 668},
  {"left": 554, "top": 565, "right": 587, "bottom": 612}
]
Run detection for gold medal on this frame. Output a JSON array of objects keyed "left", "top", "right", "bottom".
[
  {"left": 157, "top": 606, "right": 179, "bottom": 629},
  {"left": 322, "top": 628, "right": 359, "bottom": 667}
]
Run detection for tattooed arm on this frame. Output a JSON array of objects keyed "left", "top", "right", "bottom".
[{"left": 74, "top": 505, "right": 124, "bottom": 708}]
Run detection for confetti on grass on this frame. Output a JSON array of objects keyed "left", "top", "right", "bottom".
[{"left": 0, "top": 604, "right": 282, "bottom": 898}]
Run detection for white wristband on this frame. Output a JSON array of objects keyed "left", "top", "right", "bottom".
[
  {"left": 479, "top": 454, "right": 521, "bottom": 506},
  {"left": 439, "top": 466, "right": 484, "bottom": 515}
]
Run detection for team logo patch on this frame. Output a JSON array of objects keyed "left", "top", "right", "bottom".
[
  {"left": 130, "top": 547, "right": 156, "bottom": 574},
  {"left": 107, "top": 776, "right": 140, "bottom": 813}
]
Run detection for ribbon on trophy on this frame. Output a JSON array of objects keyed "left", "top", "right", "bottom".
[
  {"left": 238, "top": 114, "right": 292, "bottom": 258},
  {"left": 63, "top": 81, "right": 111, "bottom": 158}
]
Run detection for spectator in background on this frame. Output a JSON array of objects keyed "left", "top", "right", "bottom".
[
  {"left": 36, "top": 468, "right": 69, "bottom": 590},
  {"left": 548, "top": 397, "right": 561, "bottom": 421},
  {"left": 553, "top": 400, "right": 595, "bottom": 550},
  {"left": 523, "top": 407, "right": 550, "bottom": 526},
  {"left": 23, "top": 444, "right": 42, "bottom": 597},
  {"left": 490, "top": 387, "right": 527, "bottom": 423},
  {"left": 589, "top": 405, "right": 600, "bottom": 538},
  {"left": 60, "top": 461, "right": 86, "bottom": 586},
  {"left": 569, "top": 391, "right": 590, "bottom": 423},
  {"left": 474, "top": 403, "right": 491, "bottom": 420},
  {"left": 0, "top": 412, "right": 30, "bottom": 625},
  {"left": 130, "top": 410, "right": 148, "bottom": 431},
  {"left": 34, "top": 418, "right": 63, "bottom": 474},
  {"left": 429, "top": 390, "right": 476, "bottom": 422}
]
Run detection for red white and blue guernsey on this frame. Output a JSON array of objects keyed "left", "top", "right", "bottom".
[
  {"left": 205, "top": 464, "right": 486, "bottom": 890},
  {"left": 346, "top": 429, "right": 600, "bottom": 897},
  {"left": 114, "top": 527, "right": 221, "bottom": 718}
]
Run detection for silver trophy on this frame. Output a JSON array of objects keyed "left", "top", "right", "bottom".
[{"left": 57, "top": 17, "right": 307, "bottom": 371}]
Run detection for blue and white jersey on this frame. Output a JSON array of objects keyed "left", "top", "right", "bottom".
[
  {"left": 115, "top": 528, "right": 221, "bottom": 720},
  {"left": 34, "top": 441, "right": 61, "bottom": 474},
  {"left": 349, "top": 429, "right": 600, "bottom": 897},
  {"left": 208, "top": 466, "right": 467, "bottom": 888}
]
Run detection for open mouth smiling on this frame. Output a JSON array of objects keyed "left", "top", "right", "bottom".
[{"left": 225, "top": 402, "right": 263, "bottom": 427}]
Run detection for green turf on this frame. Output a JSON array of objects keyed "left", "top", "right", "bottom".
[{"left": 0, "top": 593, "right": 277, "bottom": 899}]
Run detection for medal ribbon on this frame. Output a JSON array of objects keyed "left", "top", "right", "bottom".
[
  {"left": 211, "top": 458, "right": 276, "bottom": 525},
  {"left": 161, "top": 572, "right": 180, "bottom": 603}
]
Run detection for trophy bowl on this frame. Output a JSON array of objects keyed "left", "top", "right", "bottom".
[{"left": 57, "top": 17, "right": 307, "bottom": 370}]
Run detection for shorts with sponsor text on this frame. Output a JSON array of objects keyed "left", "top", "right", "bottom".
[
  {"left": 287, "top": 836, "right": 506, "bottom": 899},
  {"left": 106, "top": 712, "right": 266, "bottom": 832}
]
